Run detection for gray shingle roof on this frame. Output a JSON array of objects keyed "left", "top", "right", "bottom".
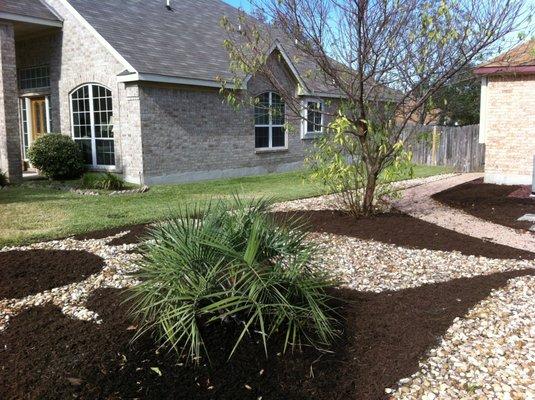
[
  {"left": 1, "top": 0, "right": 61, "bottom": 22},
  {"left": 66, "top": 0, "right": 341, "bottom": 95},
  {"left": 67, "top": 0, "right": 246, "bottom": 83}
]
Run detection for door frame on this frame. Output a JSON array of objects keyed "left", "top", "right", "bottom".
[{"left": 20, "top": 95, "right": 51, "bottom": 160}]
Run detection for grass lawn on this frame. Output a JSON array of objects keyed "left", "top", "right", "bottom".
[{"left": 0, "top": 165, "right": 452, "bottom": 247}]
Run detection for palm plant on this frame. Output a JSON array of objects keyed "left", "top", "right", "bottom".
[{"left": 129, "top": 197, "right": 338, "bottom": 363}]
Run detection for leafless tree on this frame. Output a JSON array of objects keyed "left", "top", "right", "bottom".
[{"left": 221, "top": 0, "right": 532, "bottom": 215}]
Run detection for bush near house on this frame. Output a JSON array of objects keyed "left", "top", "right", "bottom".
[
  {"left": 81, "top": 172, "right": 125, "bottom": 191},
  {"left": 28, "top": 134, "right": 85, "bottom": 180},
  {"left": 129, "top": 198, "right": 338, "bottom": 362}
]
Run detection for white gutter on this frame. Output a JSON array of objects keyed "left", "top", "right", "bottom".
[
  {"left": 117, "top": 72, "right": 242, "bottom": 89},
  {"left": 0, "top": 12, "right": 63, "bottom": 27}
]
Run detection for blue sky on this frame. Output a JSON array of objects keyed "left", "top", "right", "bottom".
[{"left": 222, "top": 0, "right": 252, "bottom": 11}]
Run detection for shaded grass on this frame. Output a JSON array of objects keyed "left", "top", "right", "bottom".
[{"left": 0, "top": 165, "right": 452, "bottom": 247}]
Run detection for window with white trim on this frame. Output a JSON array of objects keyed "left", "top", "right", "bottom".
[
  {"left": 254, "top": 92, "right": 286, "bottom": 149},
  {"left": 302, "top": 100, "right": 324, "bottom": 138},
  {"left": 20, "top": 99, "right": 29, "bottom": 159},
  {"left": 71, "top": 84, "right": 115, "bottom": 167}
]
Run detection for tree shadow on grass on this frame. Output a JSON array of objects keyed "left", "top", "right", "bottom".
[{"left": 0, "top": 269, "right": 532, "bottom": 400}]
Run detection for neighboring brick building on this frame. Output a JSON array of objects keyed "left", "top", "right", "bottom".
[
  {"left": 0, "top": 0, "right": 347, "bottom": 184},
  {"left": 475, "top": 40, "right": 535, "bottom": 185}
]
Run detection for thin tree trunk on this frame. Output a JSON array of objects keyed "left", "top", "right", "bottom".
[{"left": 362, "top": 172, "right": 377, "bottom": 216}]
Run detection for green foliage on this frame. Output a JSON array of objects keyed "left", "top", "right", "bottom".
[
  {"left": 129, "top": 197, "right": 338, "bottom": 363},
  {"left": 307, "top": 115, "right": 413, "bottom": 216},
  {"left": 28, "top": 134, "right": 85, "bottom": 180},
  {"left": 430, "top": 65, "right": 480, "bottom": 126},
  {"left": 81, "top": 172, "right": 125, "bottom": 191},
  {"left": 0, "top": 170, "right": 7, "bottom": 187}
]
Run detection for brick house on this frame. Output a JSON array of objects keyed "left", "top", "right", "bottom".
[
  {"left": 0, "top": 0, "right": 344, "bottom": 184},
  {"left": 475, "top": 40, "right": 535, "bottom": 186}
]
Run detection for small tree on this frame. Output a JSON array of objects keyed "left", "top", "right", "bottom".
[{"left": 220, "top": 0, "right": 531, "bottom": 215}]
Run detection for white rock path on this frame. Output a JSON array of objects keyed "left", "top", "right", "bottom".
[{"left": 394, "top": 173, "right": 535, "bottom": 253}]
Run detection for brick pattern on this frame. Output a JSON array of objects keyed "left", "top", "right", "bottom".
[
  {"left": 485, "top": 75, "right": 535, "bottom": 184},
  {"left": 0, "top": 23, "right": 22, "bottom": 182},
  {"left": 138, "top": 53, "right": 338, "bottom": 184}
]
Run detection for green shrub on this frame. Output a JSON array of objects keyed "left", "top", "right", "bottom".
[
  {"left": 28, "top": 134, "right": 85, "bottom": 180},
  {"left": 129, "top": 198, "right": 338, "bottom": 363},
  {"left": 81, "top": 172, "right": 125, "bottom": 190},
  {"left": 0, "top": 170, "right": 7, "bottom": 187}
]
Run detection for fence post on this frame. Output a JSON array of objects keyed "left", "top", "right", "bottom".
[{"left": 431, "top": 126, "right": 439, "bottom": 165}]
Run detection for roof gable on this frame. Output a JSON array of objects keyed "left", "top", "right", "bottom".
[
  {"left": 66, "top": 0, "right": 241, "bottom": 83},
  {"left": 65, "top": 0, "right": 344, "bottom": 96},
  {"left": 0, "top": 0, "right": 62, "bottom": 25},
  {"left": 475, "top": 40, "right": 535, "bottom": 75}
]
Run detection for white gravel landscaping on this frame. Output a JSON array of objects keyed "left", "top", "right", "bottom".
[
  {"left": 1, "top": 173, "right": 534, "bottom": 399},
  {"left": 312, "top": 233, "right": 534, "bottom": 292},
  {"left": 0, "top": 233, "right": 142, "bottom": 331},
  {"left": 391, "top": 274, "right": 535, "bottom": 400}
]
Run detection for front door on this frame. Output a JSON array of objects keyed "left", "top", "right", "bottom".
[{"left": 30, "top": 97, "right": 47, "bottom": 143}]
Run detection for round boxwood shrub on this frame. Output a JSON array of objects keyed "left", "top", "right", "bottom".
[{"left": 28, "top": 134, "right": 85, "bottom": 180}]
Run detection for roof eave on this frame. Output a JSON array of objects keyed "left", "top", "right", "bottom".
[
  {"left": 117, "top": 72, "right": 243, "bottom": 89},
  {"left": 474, "top": 65, "right": 535, "bottom": 75},
  {"left": 0, "top": 12, "right": 63, "bottom": 27}
]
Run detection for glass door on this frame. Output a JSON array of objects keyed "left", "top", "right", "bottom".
[{"left": 30, "top": 97, "right": 47, "bottom": 143}]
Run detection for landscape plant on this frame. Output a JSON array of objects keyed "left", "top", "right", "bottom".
[
  {"left": 220, "top": 0, "right": 531, "bottom": 215},
  {"left": 28, "top": 134, "right": 85, "bottom": 180},
  {"left": 129, "top": 197, "right": 338, "bottom": 363},
  {"left": 81, "top": 172, "right": 125, "bottom": 191}
]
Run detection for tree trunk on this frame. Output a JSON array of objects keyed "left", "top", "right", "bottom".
[{"left": 362, "top": 172, "right": 377, "bottom": 216}]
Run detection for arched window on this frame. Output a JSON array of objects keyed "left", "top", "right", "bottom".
[
  {"left": 71, "top": 84, "right": 115, "bottom": 166},
  {"left": 254, "top": 92, "right": 286, "bottom": 149}
]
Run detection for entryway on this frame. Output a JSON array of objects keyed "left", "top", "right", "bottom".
[
  {"left": 20, "top": 96, "right": 50, "bottom": 170},
  {"left": 30, "top": 97, "right": 47, "bottom": 143}
]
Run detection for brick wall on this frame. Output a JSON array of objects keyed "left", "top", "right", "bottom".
[
  {"left": 0, "top": 23, "right": 22, "bottom": 182},
  {"left": 138, "top": 52, "right": 337, "bottom": 184},
  {"left": 485, "top": 74, "right": 535, "bottom": 185}
]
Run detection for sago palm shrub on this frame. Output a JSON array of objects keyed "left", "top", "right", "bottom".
[{"left": 129, "top": 198, "right": 338, "bottom": 363}]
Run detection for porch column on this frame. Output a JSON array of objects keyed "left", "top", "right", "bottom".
[{"left": 0, "top": 23, "right": 22, "bottom": 183}]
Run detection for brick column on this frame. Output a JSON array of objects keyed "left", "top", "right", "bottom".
[{"left": 0, "top": 23, "right": 22, "bottom": 183}]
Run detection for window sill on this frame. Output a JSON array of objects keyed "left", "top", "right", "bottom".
[
  {"left": 254, "top": 147, "right": 288, "bottom": 154},
  {"left": 87, "top": 165, "right": 121, "bottom": 173},
  {"left": 301, "top": 132, "right": 324, "bottom": 140}
]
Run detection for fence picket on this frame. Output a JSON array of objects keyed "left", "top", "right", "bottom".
[{"left": 404, "top": 124, "right": 484, "bottom": 172}]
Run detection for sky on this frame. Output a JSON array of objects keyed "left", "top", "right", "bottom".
[
  {"left": 221, "top": 0, "right": 535, "bottom": 60},
  {"left": 222, "top": 0, "right": 252, "bottom": 11}
]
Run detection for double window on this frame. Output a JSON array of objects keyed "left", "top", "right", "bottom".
[
  {"left": 302, "top": 100, "right": 324, "bottom": 138},
  {"left": 71, "top": 84, "right": 115, "bottom": 167},
  {"left": 254, "top": 92, "right": 286, "bottom": 149}
]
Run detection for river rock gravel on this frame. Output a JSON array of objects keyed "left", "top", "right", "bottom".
[
  {"left": 1, "top": 174, "right": 533, "bottom": 399},
  {"left": 0, "top": 232, "right": 141, "bottom": 331}
]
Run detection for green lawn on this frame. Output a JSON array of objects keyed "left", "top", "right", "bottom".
[{"left": 0, "top": 165, "right": 452, "bottom": 247}]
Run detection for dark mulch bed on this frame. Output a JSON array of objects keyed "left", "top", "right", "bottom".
[
  {"left": 432, "top": 178, "right": 535, "bottom": 231},
  {"left": 0, "top": 250, "right": 105, "bottom": 300},
  {"left": 73, "top": 224, "right": 151, "bottom": 245},
  {"left": 1, "top": 268, "right": 533, "bottom": 400},
  {"left": 271, "top": 210, "right": 534, "bottom": 260}
]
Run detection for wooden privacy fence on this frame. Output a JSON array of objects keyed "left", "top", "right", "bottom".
[{"left": 405, "top": 124, "right": 485, "bottom": 172}]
